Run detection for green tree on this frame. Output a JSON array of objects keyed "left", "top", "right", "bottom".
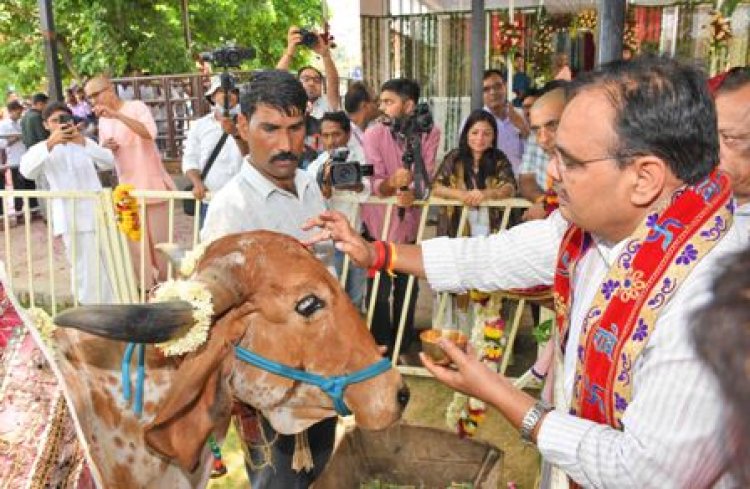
[{"left": 0, "top": 0, "right": 322, "bottom": 101}]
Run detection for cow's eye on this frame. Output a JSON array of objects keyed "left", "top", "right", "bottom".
[{"left": 295, "top": 294, "right": 325, "bottom": 317}]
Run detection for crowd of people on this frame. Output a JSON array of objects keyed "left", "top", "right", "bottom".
[{"left": 0, "top": 22, "right": 748, "bottom": 489}]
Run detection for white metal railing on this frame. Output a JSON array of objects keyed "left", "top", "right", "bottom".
[{"left": 1, "top": 189, "right": 546, "bottom": 379}]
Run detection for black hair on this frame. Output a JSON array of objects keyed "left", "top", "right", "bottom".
[
  {"left": 297, "top": 65, "right": 323, "bottom": 80},
  {"left": 344, "top": 81, "right": 373, "bottom": 114},
  {"left": 240, "top": 70, "right": 308, "bottom": 120},
  {"left": 42, "top": 101, "right": 72, "bottom": 120},
  {"left": 483, "top": 69, "right": 507, "bottom": 82},
  {"left": 456, "top": 109, "right": 501, "bottom": 190},
  {"left": 6, "top": 100, "right": 22, "bottom": 112},
  {"left": 716, "top": 66, "right": 750, "bottom": 95},
  {"left": 522, "top": 88, "right": 541, "bottom": 102},
  {"left": 380, "top": 78, "right": 420, "bottom": 104},
  {"left": 31, "top": 92, "right": 49, "bottom": 105},
  {"left": 693, "top": 246, "right": 750, "bottom": 487},
  {"left": 568, "top": 55, "right": 717, "bottom": 184},
  {"left": 539, "top": 79, "right": 570, "bottom": 95},
  {"left": 320, "top": 111, "right": 351, "bottom": 133}
]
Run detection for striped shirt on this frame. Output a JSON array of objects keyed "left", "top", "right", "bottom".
[
  {"left": 520, "top": 133, "right": 550, "bottom": 191},
  {"left": 422, "top": 210, "right": 746, "bottom": 488}
]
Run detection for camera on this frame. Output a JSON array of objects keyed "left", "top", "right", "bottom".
[
  {"left": 391, "top": 102, "right": 434, "bottom": 136},
  {"left": 327, "top": 148, "right": 373, "bottom": 189},
  {"left": 58, "top": 113, "right": 74, "bottom": 125},
  {"left": 200, "top": 45, "right": 256, "bottom": 69},
  {"left": 297, "top": 28, "right": 319, "bottom": 48}
]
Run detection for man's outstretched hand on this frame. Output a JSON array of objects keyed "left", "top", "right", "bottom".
[{"left": 302, "top": 210, "right": 374, "bottom": 268}]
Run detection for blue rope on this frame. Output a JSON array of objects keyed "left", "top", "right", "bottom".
[
  {"left": 134, "top": 343, "right": 146, "bottom": 417},
  {"left": 121, "top": 342, "right": 146, "bottom": 418},
  {"left": 121, "top": 342, "right": 135, "bottom": 402},
  {"left": 234, "top": 345, "right": 392, "bottom": 416}
]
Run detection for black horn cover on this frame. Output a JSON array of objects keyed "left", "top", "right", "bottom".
[{"left": 53, "top": 301, "right": 196, "bottom": 343}]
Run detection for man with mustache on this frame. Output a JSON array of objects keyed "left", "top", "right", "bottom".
[
  {"left": 307, "top": 56, "right": 746, "bottom": 487},
  {"left": 201, "top": 70, "right": 335, "bottom": 488}
]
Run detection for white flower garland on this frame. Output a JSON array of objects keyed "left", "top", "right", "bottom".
[
  {"left": 153, "top": 279, "right": 214, "bottom": 356},
  {"left": 179, "top": 242, "right": 208, "bottom": 277}
]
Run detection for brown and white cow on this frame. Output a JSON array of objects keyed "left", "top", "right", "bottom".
[{"left": 50, "top": 230, "right": 408, "bottom": 488}]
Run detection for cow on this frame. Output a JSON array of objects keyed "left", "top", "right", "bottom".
[{"left": 49, "top": 230, "right": 409, "bottom": 488}]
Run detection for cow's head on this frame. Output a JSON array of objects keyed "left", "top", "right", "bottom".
[{"left": 54, "top": 230, "right": 408, "bottom": 471}]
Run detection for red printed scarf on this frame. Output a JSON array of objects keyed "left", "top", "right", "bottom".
[{"left": 553, "top": 171, "right": 733, "bottom": 428}]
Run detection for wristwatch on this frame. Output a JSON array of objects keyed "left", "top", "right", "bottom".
[{"left": 519, "top": 400, "right": 552, "bottom": 443}]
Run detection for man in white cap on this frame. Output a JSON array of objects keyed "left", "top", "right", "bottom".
[{"left": 181, "top": 76, "right": 246, "bottom": 224}]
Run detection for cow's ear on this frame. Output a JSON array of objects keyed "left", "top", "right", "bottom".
[{"left": 143, "top": 307, "right": 249, "bottom": 472}]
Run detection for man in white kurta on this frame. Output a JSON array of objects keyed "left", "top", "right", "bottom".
[
  {"left": 306, "top": 57, "right": 748, "bottom": 488},
  {"left": 20, "top": 103, "right": 115, "bottom": 304}
]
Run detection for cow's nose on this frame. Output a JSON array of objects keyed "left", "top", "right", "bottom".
[{"left": 397, "top": 385, "right": 410, "bottom": 409}]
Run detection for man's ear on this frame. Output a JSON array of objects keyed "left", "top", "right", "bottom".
[
  {"left": 404, "top": 98, "right": 416, "bottom": 115},
  {"left": 43, "top": 120, "right": 50, "bottom": 131},
  {"left": 629, "top": 156, "right": 669, "bottom": 207},
  {"left": 236, "top": 113, "right": 250, "bottom": 142}
]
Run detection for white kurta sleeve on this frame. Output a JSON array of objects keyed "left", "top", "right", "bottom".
[
  {"left": 83, "top": 139, "right": 115, "bottom": 170},
  {"left": 181, "top": 120, "right": 203, "bottom": 174},
  {"left": 422, "top": 210, "right": 568, "bottom": 293},
  {"left": 19, "top": 141, "right": 50, "bottom": 180}
]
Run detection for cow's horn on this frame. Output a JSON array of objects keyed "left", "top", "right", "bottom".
[
  {"left": 53, "top": 301, "right": 195, "bottom": 343},
  {"left": 156, "top": 243, "right": 187, "bottom": 275}
]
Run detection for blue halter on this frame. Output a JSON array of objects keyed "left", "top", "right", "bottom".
[{"left": 234, "top": 345, "right": 392, "bottom": 416}]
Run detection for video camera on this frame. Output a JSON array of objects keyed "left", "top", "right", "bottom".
[
  {"left": 323, "top": 148, "right": 373, "bottom": 189},
  {"left": 390, "top": 102, "right": 434, "bottom": 137},
  {"left": 297, "top": 28, "right": 319, "bottom": 48},
  {"left": 200, "top": 45, "right": 256, "bottom": 69}
]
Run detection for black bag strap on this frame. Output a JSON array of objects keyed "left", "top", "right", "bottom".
[{"left": 200, "top": 132, "right": 230, "bottom": 181}]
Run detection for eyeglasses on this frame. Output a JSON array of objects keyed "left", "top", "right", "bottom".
[
  {"left": 551, "top": 147, "right": 618, "bottom": 171},
  {"left": 86, "top": 87, "right": 110, "bottom": 100},
  {"left": 530, "top": 119, "right": 559, "bottom": 135}
]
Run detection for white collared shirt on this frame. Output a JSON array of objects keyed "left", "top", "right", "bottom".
[
  {"left": 422, "top": 210, "right": 746, "bottom": 488},
  {"left": 0, "top": 118, "right": 26, "bottom": 167},
  {"left": 201, "top": 160, "right": 335, "bottom": 274},
  {"left": 181, "top": 112, "right": 243, "bottom": 193},
  {"left": 20, "top": 139, "right": 114, "bottom": 235}
]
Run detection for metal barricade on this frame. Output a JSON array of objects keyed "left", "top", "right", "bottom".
[{"left": 1, "top": 188, "right": 547, "bottom": 380}]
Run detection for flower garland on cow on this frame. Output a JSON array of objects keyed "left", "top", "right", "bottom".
[
  {"left": 445, "top": 292, "right": 508, "bottom": 437},
  {"left": 113, "top": 184, "right": 141, "bottom": 241}
]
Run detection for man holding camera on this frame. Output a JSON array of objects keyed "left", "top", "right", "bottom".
[
  {"left": 181, "top": 75, "right": 244, "bottom": 225},
  {"left": 307, "top": 111, "right": 370, "bottom": 308},
  {"left": 19, "top": 101, "right": 115, "bottom": 304},
  {"left": 277, "top": 26, "right": 341, "bottom": 119},
  {"left": 361, "top": 78, "right": 441, "bottom": 357}
]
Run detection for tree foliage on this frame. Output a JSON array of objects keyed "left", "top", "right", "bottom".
[{"left": 0, "top": 0, "right": 322, "bottom": 99}]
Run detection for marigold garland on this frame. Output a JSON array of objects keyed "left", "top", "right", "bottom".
[
  {"left": 153, "top": 279, "right": 214, "bottom": 356},
  {"left": 446, "top": 308, "right": 507, "bottom": 438},
  {"left": 623, "top": 24, "right": 639, "bottom": 53},
  {"left": 495, "top": 19, "right": 523, "bottom": 55},
  {"left": 26, "top": 307, "right": 57, "bottom": 348},
  {"left": 707, "top": 10, "right": 732, "bottom": 48},
  {"left": 576, "top": 9, "right": 597, "bottom": 31},
  {"left": 113, "top": 184, "right": 141, "bottom": 241}
]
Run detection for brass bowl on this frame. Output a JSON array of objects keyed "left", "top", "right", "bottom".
[{"left": 420, "top": 329, "right": 468, "bottom": 366}]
